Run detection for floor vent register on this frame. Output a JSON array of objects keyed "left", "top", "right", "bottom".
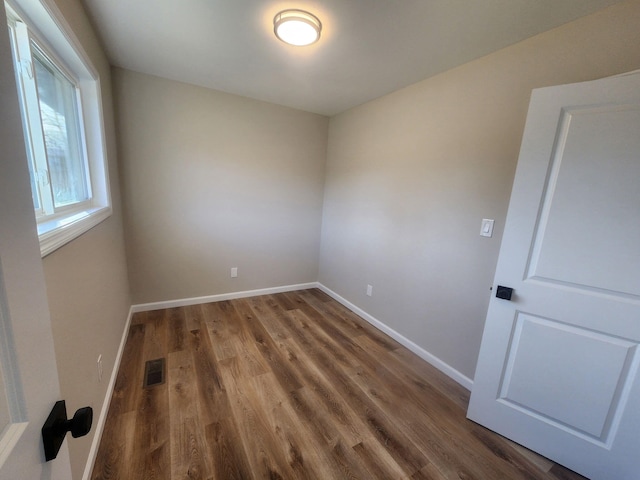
[{"left": 143, "top": 358, "right": 166, "bottom": 387}]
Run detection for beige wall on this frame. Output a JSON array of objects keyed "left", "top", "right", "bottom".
[
  {"left": 114, "top": 69, "right": 329, "bottom": 304},
  {"left": 319, "top": 0, "right": 640, "bottom": 381},
  {"left": 35, "top": 0, "right": 131, "bottom": 478},
  {"left": 3, "top": 0, "right": 637, "bottom": 477}
]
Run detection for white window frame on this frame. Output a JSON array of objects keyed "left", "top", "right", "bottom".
[{"left": 5, "top": 0, "right": 111, "bottom": 257}]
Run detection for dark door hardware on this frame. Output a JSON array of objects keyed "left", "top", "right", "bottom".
[
  {"left": 496, "top": 285, "right": 514, "bottom": 301},
  {"left": 42, "top": 400, "right": 93, "bottom": 461}
]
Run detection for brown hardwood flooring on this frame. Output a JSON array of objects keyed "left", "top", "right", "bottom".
[{"left": 91, "top": 289, "right": 587, "bottom": 480}]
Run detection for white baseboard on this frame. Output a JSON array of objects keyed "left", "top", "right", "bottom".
[
  {"left": 317, "top": 283, "right": 474, "bottom": 391},
  {"left": 130, "top": 282, "right": 319, "bottom": 313},
  {"left": 84, "top": 281, "right": 473, "bottom": 477},
  {"left": 81, "top": 306, "right": 133, "bottom": 480}
]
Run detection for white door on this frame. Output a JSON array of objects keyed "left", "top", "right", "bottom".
[
  {"left": 467, "top": 71, "right": 640, "bottom": 480},
  {"left": 0, "top": 3, "right": 72, "bottom": 477}
]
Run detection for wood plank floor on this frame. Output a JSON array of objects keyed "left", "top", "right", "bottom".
[{"left": 91, "top": 289, "right": 587, "bottom": 480}]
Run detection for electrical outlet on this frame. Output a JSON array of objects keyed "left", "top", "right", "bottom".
[
  {"left": 231, "top": 267, "right": 238, "bottom": 278},
  {"left": 366, "top": 284, "right": 373, "bottom": 297},
  {"left": 97, "top": 354, "right": 103, "bottom": 383}
]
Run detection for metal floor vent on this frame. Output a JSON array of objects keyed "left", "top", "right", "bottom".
[{"left": 143, "top": 358, "right": 166, "bottom": 387}]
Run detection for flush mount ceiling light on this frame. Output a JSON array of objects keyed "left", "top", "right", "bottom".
[{"left": 273, "top": 9, "right": 322, "bottom": 46}]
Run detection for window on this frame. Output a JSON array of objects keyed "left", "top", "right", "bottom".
[{"left": 6, "top": 0, "right": 111, "bottom": 256}]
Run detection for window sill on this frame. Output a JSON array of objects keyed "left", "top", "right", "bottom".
[{"left": 37, "top": 206, "right": 112, "bottom": 257}]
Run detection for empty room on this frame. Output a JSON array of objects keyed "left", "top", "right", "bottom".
[{"left": 1, "top": 0, "right": 639, "bottom": 479}]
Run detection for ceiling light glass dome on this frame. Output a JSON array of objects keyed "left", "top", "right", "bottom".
[{"left": 273, "top": 9, "right": 322, "bottom": 46}]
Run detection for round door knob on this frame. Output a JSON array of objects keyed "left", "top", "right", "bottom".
[{"left": 68, "top": 406, "right": 93, "bottom": 438}]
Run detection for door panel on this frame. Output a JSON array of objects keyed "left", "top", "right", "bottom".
[
  {"left": 0, "top": 341, "right": 11, "bottom": 435},
  {"left": 0, "top": 1, "right": 71, "bottom": 476},
  {"left": 529, "top": 105, "right": 640, "bottom": 296},
  {"left": 499, "top": 313, "right": 636, "bottom": 443},
  {"left": 468, "top": 71, "right": 640, "bottom": 480},
  {"left": 0, "top": 272, "right": 28, "bottom": 467}
]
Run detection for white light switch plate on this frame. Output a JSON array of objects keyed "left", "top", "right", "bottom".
[{"left": 480, "top": 219, "right": 494, "bottom": 237}]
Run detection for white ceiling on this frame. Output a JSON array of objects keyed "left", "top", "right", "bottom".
[{"left": 81, "top": 0, "right": 623, "bottom": 116}]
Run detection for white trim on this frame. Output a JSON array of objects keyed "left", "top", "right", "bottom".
[
  {"left": 81, "top": 306, "right": 133, "bottom": 480},
  {"left": 0, "top": 422, "right": 28, "bottom": 469},
  {"left": 6, "top": 0, "right": 113, "bottom": 259},
  {"left": 317, "top": 283, "right": 474, "bottom": 391},
  {"left": 131, "top": 281, "right": 473, "bottom": 389},
  {"left": 131, "top": 283, "right": 319, "bottom": 313},
  {"left": 38, "top": 206, "right": 112, "bottom": 257}
]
